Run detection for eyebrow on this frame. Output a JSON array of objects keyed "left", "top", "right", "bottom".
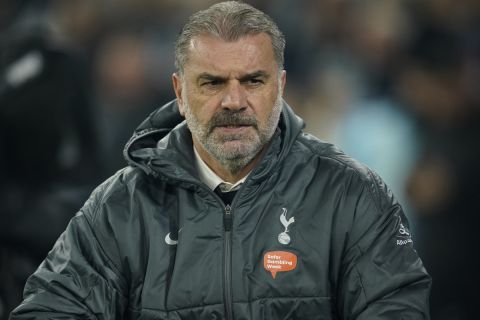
[
  {"left": 197, "top": 73, "right": 226, "bottom": 83},
  {"left": 239, "top": 70, "right": 270, "bottom": 82},
  {"left": 196, "top": 70, "right": 270, "bottom": 83}
]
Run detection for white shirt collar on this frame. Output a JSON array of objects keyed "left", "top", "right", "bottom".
[{"left": 193, "top": 146, "right": 248, "bottom": 192}]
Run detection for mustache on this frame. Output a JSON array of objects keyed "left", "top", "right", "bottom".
[{"left": 209, "top": 111, "right": 257, "bottom": 129}]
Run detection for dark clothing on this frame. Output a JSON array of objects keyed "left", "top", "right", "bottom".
[
  {"left": 0, "top": 28, "right": 101, "bottom": 319},
  {"left": 214, "top": 188, "right": 238, "bottom": 205},
  {"left": 11, "top": 100, "right": 431, "bottom": 319}
]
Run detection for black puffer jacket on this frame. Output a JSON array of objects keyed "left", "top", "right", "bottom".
[{"left": 11, "top": 100, "right": 431, "bottom": 319}]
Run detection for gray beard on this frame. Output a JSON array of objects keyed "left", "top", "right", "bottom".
[{"left": 183, "top": 95, "right": 283, "bottom": 175}]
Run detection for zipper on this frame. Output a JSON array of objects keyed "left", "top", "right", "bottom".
[
  {"left": 224, "top": 204, "right": 233, "bottom": 231},
  {"left": 223, "top": 204, "right": 234, "bottom": 320},
  {"left": 140, "top": 169, "right": 239, "bottom": 319}
]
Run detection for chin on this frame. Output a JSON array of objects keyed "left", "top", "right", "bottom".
[{"left": 221, "top": 140, "right": 259, "bottom": 157}]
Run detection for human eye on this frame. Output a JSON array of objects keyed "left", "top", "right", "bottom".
[
  {"left": 203, "top": 79, "right": 222, "bottom": 86},
  {"left": 250, "top": 78, "right": 264, "bottom": 84},
  {"left": 244, "top": 77, "right": 264, "bottom": 87},
  {"left": 199, "top": 76, "right": 224, "bottom": 88}
]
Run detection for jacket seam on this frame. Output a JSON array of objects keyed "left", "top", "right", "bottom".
[
  {"left": 88, "top": 169, "right": 126, "bottom": 224},
  {"left": 297, "top": 140, "right": 387, "bottom": 308},
  {"left": 242, "top": 295, "right": 331, "bottom": 304},
  {"left": 306, "top": 161, "right": 382, "bottom": 214},
  {"left": 297, "top": 138, "right": 384, "bottom": 216},
  {"left": 136, "top": 295, "right": 331, "bottom": 313},
  {"left": 136, "top": 302, "right": 224, "bottom": 313},
  {"left": 78, "top": 213, "right": 128, "bottom": 297},
  {"left": 352, "top": 262, "right": 369, "bottom": 316},
  {"left": 79, "top": 172, "right": 130, "bottom": 294},
  {"left": 79, "top": 215, "right": 123, "bottom": 278},
  {"left": 296, "top": 139, "right": 361, "bottom": 175},
  {"left": 364, "top": 168, "right": 384, "bottom": 213}
]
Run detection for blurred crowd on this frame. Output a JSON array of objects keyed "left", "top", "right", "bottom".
[{"left": 1, "top": 0, "right": 479, "bottom": 318}]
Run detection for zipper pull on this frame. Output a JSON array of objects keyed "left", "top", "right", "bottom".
[{"left": 224, "top": 205, "right": 232, "bottom": 231}]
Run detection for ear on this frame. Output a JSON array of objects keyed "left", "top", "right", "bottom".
[
  {"left": 280, "top": 70, "right": 286, "bottom": 96},
  {"left": 172, "top": 73, "right": 186, "bottom": 116}
]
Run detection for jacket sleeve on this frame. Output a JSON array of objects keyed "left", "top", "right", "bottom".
[
  {"left": 337, "top": 169, "right": 431, "bottom": 320},
  {"left": 9, "top": 181, "right": 129, "bottom": 319}
]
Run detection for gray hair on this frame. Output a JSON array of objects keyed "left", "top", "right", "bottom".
[{"left": 174, "top": 1, "right": 285, "bottom": 75}]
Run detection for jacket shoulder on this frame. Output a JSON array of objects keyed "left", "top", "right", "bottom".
[
  {"left": 81, "top": 166, "right": 149, "bottom": 223},
  {"left": 295, "top": 132, "right": 397, "bottom": 212}
]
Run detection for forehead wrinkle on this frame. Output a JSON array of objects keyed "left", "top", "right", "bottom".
[{"left": 185, "top": 34, "right": 275, "bottom": 76}]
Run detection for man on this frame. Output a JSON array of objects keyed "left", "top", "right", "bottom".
[{"left": 11, "top": 2, "right": 431, "bottom": 319}]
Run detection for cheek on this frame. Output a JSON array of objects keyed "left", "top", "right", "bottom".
[
  {"left": 251, "top": 88, "right": 279, "bottom": 120},
  {"left": 185, "top": 97, "right": 213, "bottom": 124}
]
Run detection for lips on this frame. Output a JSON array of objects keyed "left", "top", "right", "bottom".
[
  {"left": 215, "top": 125, "right": 252, "bottom": 134},
  {"left": 220, "top": 124, "right": 248, "bottom": 127},
  {"left": 217, "top": 124, "right": 252, "bottom": 128},
  {"left": 214, "top": 120, "right": 255, "bottom": 127}
]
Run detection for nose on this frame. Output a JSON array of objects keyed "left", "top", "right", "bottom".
[{"left": 221, "top": 81, "right": 246, "bottom": 111}]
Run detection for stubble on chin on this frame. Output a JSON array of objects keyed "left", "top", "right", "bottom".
[
  {"left": 185, "top": 111, "right": 262, "bottom": 174},
  {"left": 182, "top": 94, "right": 282, "bottom": 175},
  {"left": 205, "top": 128, "right": 262, "bottom": 174}
]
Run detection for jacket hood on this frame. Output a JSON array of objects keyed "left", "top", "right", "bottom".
[{"left": 124, "top": 99, "right": 305, "bottom": 182}]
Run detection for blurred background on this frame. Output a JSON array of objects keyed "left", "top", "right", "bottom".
[{"left": 0, "top": 0, "right": 479, "bottom": 318}]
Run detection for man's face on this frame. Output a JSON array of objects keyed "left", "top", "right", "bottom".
[{"left": 173, "top": 33, "right": 286, "bottom": 174}]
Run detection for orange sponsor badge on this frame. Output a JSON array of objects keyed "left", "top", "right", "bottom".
[{"left": 263, "top": 251, "right": 297, "bottom": 279}]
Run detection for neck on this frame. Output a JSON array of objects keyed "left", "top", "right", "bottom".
[{"left": 193, "top": 139, "right": 267, "bottom": 184}]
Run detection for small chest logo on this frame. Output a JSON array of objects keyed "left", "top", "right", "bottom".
[
  {"left": 398, "top": 223, "right": 410, "bottom": 236},
  {"left": 264, "top": 251, "right": 297, "bottom": 279},
  {"left": 278, "top": 208, "right": 295, "bottom": 245},
  {"left": 164, "top": 228, "right": 182, "bottom": 246},
  {"left": 396, "top": 223, "right": 413, "bottom": 246},
  {"left": 165, "top": 233, "right": 178, "bottom": 245}
]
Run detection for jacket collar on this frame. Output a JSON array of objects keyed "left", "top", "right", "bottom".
[{"left": 124, "top": 99, "right": 305, "bottom": 185}]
